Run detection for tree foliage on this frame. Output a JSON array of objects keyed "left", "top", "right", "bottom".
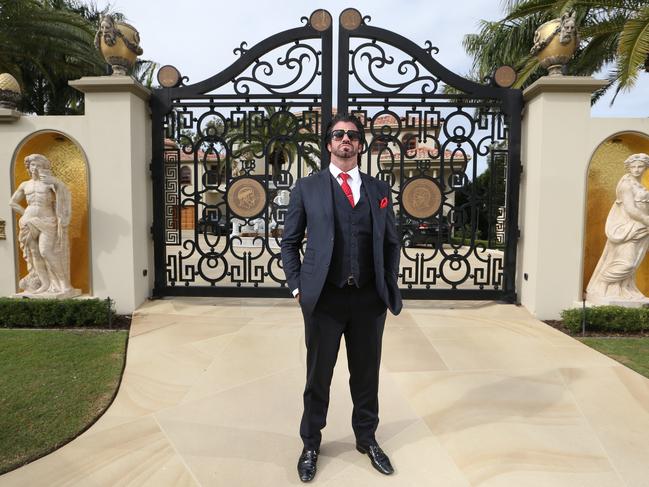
[
  {"left": 464, "top": 0, "right": 649, "bottom": 102},
  {"left": 0, "top": 0, "right": 102, "bottom": 114},
  {"left": 228, "top": 107, "right": 321, "bottom": 179},
  {"left": 0, "top": 0, "right": 157, "bottom": 114}
]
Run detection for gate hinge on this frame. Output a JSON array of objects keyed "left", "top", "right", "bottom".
[
  {"left": 150, "top": 224, "right": 154, "bottom": 239},
  {"left": 519, "top": 163, "right": 523, "bottom": 175},
  {"left": 149, "top": 159, "right": 154, "bottom": 178}
]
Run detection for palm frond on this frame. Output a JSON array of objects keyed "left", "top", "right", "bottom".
[
  {"left": 614, "top": 4, "right": 649, "bottom": 92},
  {"left": 503, "top": 0, "right": 563, "bottom": 21},
  {"left": 571, "top": 0, "right": 644, "bottom": 14},
  {"left": 572, "top": 27, "right": 618, "bottom": 74},
  {"left": 0, "top": 0, "right": 151, "bottom": 114},
  {"left": 464, "top": 0, "right": 648, "bottom": 106},
  {"left": 463, "top": 15, "right": 545, "bottom": 81},
  {"left": 226, "top": 106, "right": 322, "bottom": 173},
  {"left": 513, "top": 55, "right": 543, "bottom": 87},
  {"left": 590, "top": 81, "right": 614, "bottom": 104},
  {"left": 133, "top": 60, "right": 159, "bottom": 87},
  {"left": 580, "top": 14, "right": 627, "bottom": 38}
]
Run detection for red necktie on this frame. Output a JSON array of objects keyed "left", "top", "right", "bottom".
[{"left": 339, "top": 173, "right": 355, "bottom": 207}]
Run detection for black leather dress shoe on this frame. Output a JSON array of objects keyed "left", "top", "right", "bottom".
[
  {"left": 356, "top": 443, "right": 394, "bottom": 475},
  {"left": 297, "top": 449, "right": 318, "bottom": 482}
]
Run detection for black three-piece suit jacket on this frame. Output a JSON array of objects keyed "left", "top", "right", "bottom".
[{"left": 281, "top": 169, "right": 403, "bottom": 316}]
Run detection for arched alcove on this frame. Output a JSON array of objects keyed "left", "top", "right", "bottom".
[
  {"left": 583, "top": 132, "right": 649, "bottom": 295},
  {"left": 10, "top": 131, "right": 91, "bottom": 294}
]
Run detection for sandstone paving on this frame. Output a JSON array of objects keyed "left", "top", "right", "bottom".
[{"left": 2, "top": 298, "right": 647, "bottom": 486}]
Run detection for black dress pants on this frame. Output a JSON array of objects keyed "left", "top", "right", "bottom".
[{"left": 300, "top": 281, "right": 387, "bottom": 451}]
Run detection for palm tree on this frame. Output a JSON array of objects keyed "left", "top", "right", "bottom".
[
  {"left": 0, "top": 0, "right": 158, "bottom": 114},
  {"left": 463, "top": 0, "right": 649, "bottom": 102},
  {"left": 0, "top": 1, "right": 100, "bottom": 77},
  {"left": 228, "top": 107, "right": 321, "bottom": 179},
  {"left": 0, "top": 0, "right": 104, "bottom": 114},
  {"left": 613, "top": 2, "right": 649, "bottom": 98},
  {"left": 132, "top": 59, "right": 160, "bottom": 88}
]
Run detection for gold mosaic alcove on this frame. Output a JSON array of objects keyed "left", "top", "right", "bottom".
[
  {"left": 11, "top": 131, "right": 90, "bottom": 294},
  {"left": 583, "top": 132, "right": 649, "bottom": 295}
]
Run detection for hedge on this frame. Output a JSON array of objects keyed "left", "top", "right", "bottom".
[
  {"left": 561, "top": 305, "right": 649, "bottom": 334},
  {"left": 0, "top": 298, "right": 114, "bottom": 328}
]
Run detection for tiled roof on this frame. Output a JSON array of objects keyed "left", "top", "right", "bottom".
[
  {"left": 369, "top": 114, "right": 442, "bottom": 128},
  {"left": 163, "top": 138, "right": 470, "bottom": 164},
  {"left": 164, "top": 138, "right": 225, "bottom": 161},
  {"left": 377, "top": 145, "right": 470, "bottom": 161},
  {"left": 293, "top": 108, "right": 442, "bottom": 130},
  {"left": 179, "top": 150, "right": 225, "bottom": 162}
]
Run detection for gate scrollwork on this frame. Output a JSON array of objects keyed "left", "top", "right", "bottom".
[
  {"left": 339, "top": 11, "right": 521, "bottom": 299},
  {"left": 151, "top": 8, "right": 521, "bottom": 301}
]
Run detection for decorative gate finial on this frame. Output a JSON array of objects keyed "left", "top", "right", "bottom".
[
  {"left": 309, "top": 9, "right": 332, "bottom": 32},
  {"left": 340, "top": 8, "right": 363, "bottom": 31}
]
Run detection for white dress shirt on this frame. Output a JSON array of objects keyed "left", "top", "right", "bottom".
[
  {"left": 328, "top": 163, "right": 362, "bottom": 205},
  {"left": 292, "top": 164, "right": 363, "bottom": 297}
]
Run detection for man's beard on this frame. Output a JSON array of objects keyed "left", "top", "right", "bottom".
[{"left": 331, "top": 144, "right": 358, "bottom": 159}]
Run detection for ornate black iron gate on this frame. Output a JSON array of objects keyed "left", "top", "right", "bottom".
[
  {"left": 151, "top": 8, "right": 522, "bottom": 301},
  {"left": 337, "top": 9, "right": 522, "bottom": 301},
  {"left": 151, "top": 10, "right": 332, "bottom": 297}
]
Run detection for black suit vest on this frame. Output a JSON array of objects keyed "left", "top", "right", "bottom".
[{"left": 326, "top": 174, "right": 375, "bottom": 288}]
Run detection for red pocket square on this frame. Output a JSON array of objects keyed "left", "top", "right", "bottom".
[{"left": 380, "top": 197, "right": 388, "bottom": 209}]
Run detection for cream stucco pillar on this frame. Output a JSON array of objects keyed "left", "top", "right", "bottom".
[
  {"left": 518, "top": 77, "right": 608, "bottom": 319},
  {"left": 69, "top": 76, "right": 153, "bottom": 314},
  {"left": 0, "top": 108, "right": 23, "bottom": 299}
]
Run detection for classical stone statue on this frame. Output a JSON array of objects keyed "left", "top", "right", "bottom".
[
  {"left": 274, "top": 189, "right": 290, "bottom": 207},
  {"left": 9, "top": 154, "right": 80, "bottom": 298},
  {"left": 558, "top": 11, "right": 577, "bottom": 44},
  {"left": 270, "top": 189, "right": 290, "bottom": 236},
  {"left": 587, "top": 153, "right": 649, "bottom": 305},
  {"left": 94, "top": 15, "right": 118, "bottom": 48}
]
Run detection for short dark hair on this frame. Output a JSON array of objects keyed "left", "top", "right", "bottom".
[{"left": 325, "top": 113, "right": 365, "bottom": 144}]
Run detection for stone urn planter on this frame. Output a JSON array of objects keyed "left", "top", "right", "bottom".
[
  {"left": 0, "top": 72, "right": 21, "bottom": 109},
  {"left": 94, "top": 15, "right": 143, "bottom": 76},
  {"left": 530, "top": 11, "right": 579, "bottom": 76}
]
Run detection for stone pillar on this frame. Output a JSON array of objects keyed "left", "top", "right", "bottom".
[
  {"left": 0, "top": 107, "right": 21, "bottom": 123},
  {"left": 517, "top": 77, "right": 608, "bottom": 319},
  {"left": 0, "top": 108, "right": 21, "bottom": 298},
  {"left": 69, "top": 76, "right": 152, "bottom": 314}
]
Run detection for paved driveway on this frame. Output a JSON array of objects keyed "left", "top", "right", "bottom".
[{"left": 2, "top": 298, "right": 648, "bottom": 486}]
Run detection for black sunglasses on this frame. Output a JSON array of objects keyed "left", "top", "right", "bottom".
[{"left": 330, "top": 129, "right": 362, "bottom": 141}]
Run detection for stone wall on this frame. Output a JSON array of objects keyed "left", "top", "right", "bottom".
[
  {"left": 519, "top": 76, "right": 649, "bottom": 319},
  {"left": 0, "top": 76, "right": 152, "bottom": 314},
  {"left": 2, "top": 74, "right": 648, "bottom": 318}
]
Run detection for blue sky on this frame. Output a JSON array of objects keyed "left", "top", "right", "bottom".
[{"left": 104, "top": 0, "right": 647, "bottom": 116}]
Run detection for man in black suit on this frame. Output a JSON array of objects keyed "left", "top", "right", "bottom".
[{"left": 281, "top": 113, "right": 402, "bottom": 482}]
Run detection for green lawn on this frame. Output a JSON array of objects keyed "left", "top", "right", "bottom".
[
  {"left": 578, "top": 337, "right": 649, "bottom": 379},
  {"left": 0, "top": 329, "right": 128, "bottom": 475}
]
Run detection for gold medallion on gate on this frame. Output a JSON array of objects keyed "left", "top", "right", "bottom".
[
  {"left": 227, "top": 177, "right": 266, "bottom": 218},
  {"left": 402, "top": 178, "right": 442, "bottom": 219}
]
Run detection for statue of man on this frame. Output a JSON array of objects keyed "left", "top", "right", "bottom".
[{"left": 9, "top": 154, "right": 79, "bottom": 297}]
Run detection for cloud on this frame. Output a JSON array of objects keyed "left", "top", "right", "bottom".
[
  {"left": 108, "top": 0, "right": 501, "bottom": 85},
  {"left": 105, "top": 0, "right": 646, "bottom": 115}
]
